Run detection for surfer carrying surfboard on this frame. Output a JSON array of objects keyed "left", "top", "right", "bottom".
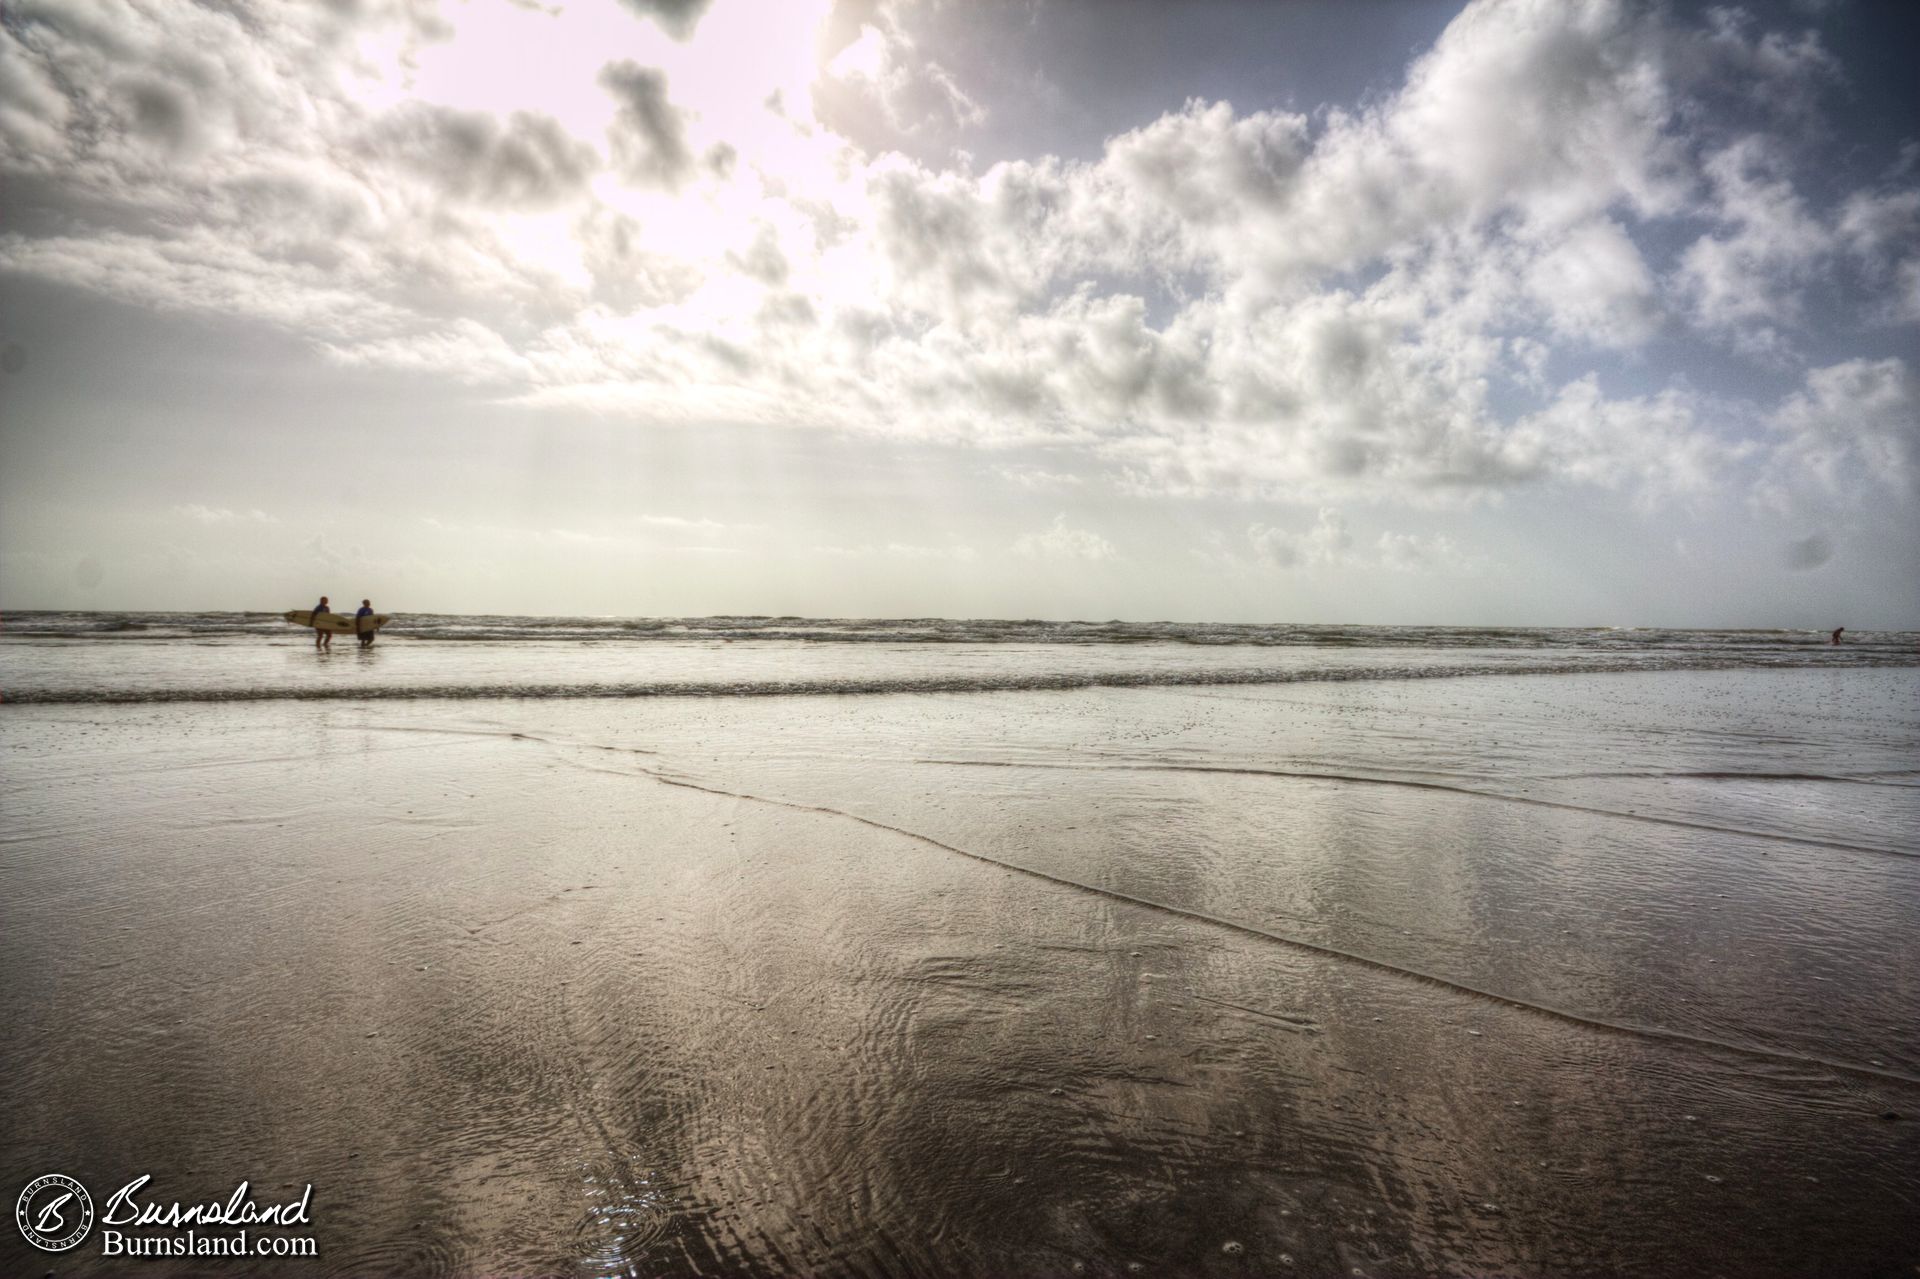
[{"left": 285, "top": 604, "right": 389, "bottom": 640}]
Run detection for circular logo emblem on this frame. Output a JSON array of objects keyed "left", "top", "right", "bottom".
[{"left": 16, "top": 1174, "right": 94, "bottom": 1252}]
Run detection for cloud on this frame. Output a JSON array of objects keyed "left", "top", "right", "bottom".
[
  {"left": 727, "top": 224, "right": 790, "bottom": 285},
  {"left": 174, "top": 504, "right": 278, "bottom": 525},
  {"left": 825, "top": 13, "right": 984, "bottom": 135},
  {"left": 1783, "top": 533, "right": 1833, "bottom": 570},
  {"left": 1238, "top": 510, "right": 1488, "bottom": 574},
  {"left": 1764, "top": 357, "right": 1920, "bottom": 507},
  {"left": 810, "top": 541, "right": 979, "bottom": 562},
  {"left": 617, "top": 0, "right": 709, "bottom": 41},
  {"left": 1674, "top": 136, "right": 1834, "bottom": 351},
  {"left": 0, "top": 0, "right": 1912, "bottom": 519},
  {"left": 1372, "top": 530, "right": 1488, "bottom": 575},
  {"left": 1247, "top": 510, "right": 1352, "bottom": 569},
  {"left": 1013, "top": 515, "right": 1115, "bottom": 562},
  {"left": 1507, "top": 375, "right": 1748, "bottom": 500},
  {"left": 637, "top": 513, "right": 726, "bottom": 530},
  {"left": 1838, "top": 187, "right": 1920, "bottom": 323},
  {"left": 0, "top": 25, "right": 71, "bottom": 158},
  {"left": 577, "top": 206, "right": 705, "bottom": 311},
  {"left": 358, "top": 105, "right": 598, "bottom": 209},
  {"left": 599, "top": 61, "right": 692, "bottom": 187},
  {"left": 996, "top": 466, "right": 1086, "bottom": 492},
  {"left": 1523, "top": 217, "right": 1661, "bottom": 348},
  {"left": 1105, "top": 99, "right": 1310, "bottom": 232}
]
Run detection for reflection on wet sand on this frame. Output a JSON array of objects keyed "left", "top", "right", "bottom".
[{"left": 1, "top": 669, "right": 1916, "bottom": 1277}]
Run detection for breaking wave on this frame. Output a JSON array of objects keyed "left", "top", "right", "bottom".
[{"left": 9, "top": 652, "right": 1918, "bottom": 705}]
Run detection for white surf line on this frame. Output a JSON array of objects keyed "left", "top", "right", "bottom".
[
  {"left": 916, "top": 758, "right": 1914, "bottom": 861},
  {"left": 355, "top": 722, "right": 1920, "bottom": 1089},
  {"left": 11, "top": 652, "right": 1908, "bottom": 706}
]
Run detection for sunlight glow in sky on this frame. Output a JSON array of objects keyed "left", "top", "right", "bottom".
[{"left": 1, "top": 0, "right": 1916, "bottom": 625}]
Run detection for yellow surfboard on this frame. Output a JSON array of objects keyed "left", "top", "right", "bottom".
[{"left": 285, "top": 610, "right": 390, "bottom": 634}]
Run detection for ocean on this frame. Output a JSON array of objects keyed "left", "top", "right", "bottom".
[{"left": 4, "top": 611, "right": 1914, "bottom": 703}]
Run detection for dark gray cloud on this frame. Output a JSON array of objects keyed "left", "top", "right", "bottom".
[
  {"left": 599, "top": 61, "right": 691, "bottom": 187},
  {"left": 361, "top": 105, "right": 596, "bottom": 209},
  {"left": 728, "top": 226, "right": 789, "bottom": 285},
  {"left": 121, "top": 77, "right": 196, "bottom": 154},
  {"left": 616, "top": 0, "right": 709, "bottom": 41},
  {"left": 1785, "top": 533, "right": 1834, "bottom": 569}
]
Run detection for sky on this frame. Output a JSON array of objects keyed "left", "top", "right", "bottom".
[{"left": 1, "top": 0, "right": 1916, "bottom": 626}]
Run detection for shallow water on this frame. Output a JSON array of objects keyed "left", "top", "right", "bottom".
[
  {"left": 4, "top": 615, "right": 1913, "bottom": 703},
  {"left": 2, "top": 662, "right": 1918, "bottom": 1276}
]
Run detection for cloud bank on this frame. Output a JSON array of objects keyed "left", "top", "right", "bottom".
[{"left": 1, "top": 0, "right": 1915, "bottom": 521}]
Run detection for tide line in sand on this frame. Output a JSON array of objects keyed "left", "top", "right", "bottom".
[
  {"left": 365, "top": 721, "right": 1920, "bottom": 1091},
  {"left": 916, "top": 757, "right": 1914, "bottom": 861}
]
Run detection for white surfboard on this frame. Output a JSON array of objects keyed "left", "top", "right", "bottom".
[{"left": 285, "top": 609, "right": 390, "bottom": 634}]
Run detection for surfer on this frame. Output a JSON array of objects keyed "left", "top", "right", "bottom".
[
  {"left": 313, "top": 596, "right": 333, "bottom": 650},
  {"left": 1831, "top": 626, "right": 1845, "bottom": 646},
  {"left": 356, "top": 599, "right": 376, "bottom": 648}
]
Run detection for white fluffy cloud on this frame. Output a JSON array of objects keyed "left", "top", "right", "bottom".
[
  {"left": 1013, "top": 515, "right": 1116, "bottom": 562},
  {"left": 1247, "top": 510, "right": 1353, "bottom": 569},
  {"left": 1524, "top": 218, "right": 1662, "bottom": 348},
  {"left": 825, "top": 8, "right": 983, "bottom": 134},
  {"left": 1508, "top": 375, "right": 1751, "bottom": 501},
  {"left": 0, "top": 0, "right": 1914, "bottom": 519},
  {"left": 174, "top": 504, "right": 279, "bottom": 526},
  {"left": 1241, "top": 509, "right": 1487, "bottom": 575},
  {"left": 1764, "top": 358, "right": 1920, "bottom": 508},
  {"left": 1674, "top": 137, "right": 1835, "bottom": 352},
  {"left": 1838, "top": 187, "right": 1920, "bottom": 324}
]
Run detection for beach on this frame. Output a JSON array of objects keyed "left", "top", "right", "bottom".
[
  {"left": 10, "top": 0, "right": 1920, "bottom": 1271},
  {"left": 3, "top": 623, "right": 1918, "bottom": 1276}
]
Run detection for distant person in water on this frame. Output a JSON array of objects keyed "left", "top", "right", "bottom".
[
  {"left": 313, "top": 596, "right": 332, "bottom": 650},
  {"left": 1832, "top": 626, "right": 1845, "bottom": 646},
  {"left": 357, "top": 599, "right": 376, "bottom": 647}
]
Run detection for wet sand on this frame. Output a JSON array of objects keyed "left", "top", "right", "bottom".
[{"left": 3, "top": 669, "right": 1918, "bottom": 1276}]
